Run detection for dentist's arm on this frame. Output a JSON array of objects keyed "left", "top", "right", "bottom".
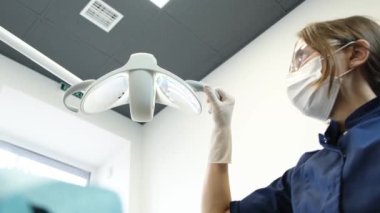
[{"left": 202, "top": 86, "right": 235, "bottom": 213}]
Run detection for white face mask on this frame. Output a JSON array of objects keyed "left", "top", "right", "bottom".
[{"left": 286, "top": 56, "right": 354, "bottom": 121}]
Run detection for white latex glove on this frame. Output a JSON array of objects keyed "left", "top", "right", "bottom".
[{"left": 204, "top": 86, "right": 235, "bottom": 163}]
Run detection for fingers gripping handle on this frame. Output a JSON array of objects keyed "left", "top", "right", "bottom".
[
  {"left": 186, "top": 80, "right": 233, "bottom": 164},
  {"left": 186, "top": 80, "right": 221, "bottom": 100}
]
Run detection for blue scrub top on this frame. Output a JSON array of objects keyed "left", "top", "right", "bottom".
[{"left": 230, "top": 96, "right": 380, "bottom": 213}]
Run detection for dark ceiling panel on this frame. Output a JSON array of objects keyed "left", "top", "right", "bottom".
[
  {"left": 112, "top": 12, "right": 220, "bottom": 81},
  {"left": 105, "top": 0, "right": 160, "bottom": 25},
  {"left": 217, "top": 1, "right": 287, "bottom": 59},
  {"left": 16, "top": 0, "right": 52, "bottom": 14},
  {"left": 0, "top": 0, "right": 38, "bottom": 36},
  {"left": 23, "top": 20, "right": 109, "bottom": 81},
  {"left": 100, "top": 57, "right": 124, "bottom": 75},
  {"left": 164, "top": 0, "right": 285, "bottom": 52},
  {"left": 43, "top": 0, "right": 159, "bottom": 57},
  {"left": 275, "top": 0, "right": 304, "bottom": 12}
]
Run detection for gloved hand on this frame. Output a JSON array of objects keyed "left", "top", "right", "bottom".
[{"left": 204, "top": 86, "right": 235, "bottom": 163}]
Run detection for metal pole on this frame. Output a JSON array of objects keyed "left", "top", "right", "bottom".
[{"left": 0, "top": 26, "right": 82, "bottom": 85}]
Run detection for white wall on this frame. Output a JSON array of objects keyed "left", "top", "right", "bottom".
[
  {"left": 140, "top": 0, "right": 380, "bottom": 212},
  {"left": 92, "top": 145, "right": 131, "bottom": 213},
  {"left": 0, "top": 54, "right": 142, "bottom": 213}
]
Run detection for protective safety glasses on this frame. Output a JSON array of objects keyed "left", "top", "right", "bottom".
[
  {"left": 289, "top": 40, "right": 319, "bottom": 73},
  {"left": 289, "top": 39, "right": 356, "bottom": 73}
]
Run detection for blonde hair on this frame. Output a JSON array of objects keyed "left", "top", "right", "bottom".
[{"left": 298, "top": 16, "right": 380, "bottom": 95}]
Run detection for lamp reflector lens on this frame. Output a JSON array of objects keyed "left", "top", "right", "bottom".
[
  {"left": 82, "top": 74, "right": 128, "bottom": 113},
  {"left": 156, "top": 74, "right": 201, "bottom": 114}
]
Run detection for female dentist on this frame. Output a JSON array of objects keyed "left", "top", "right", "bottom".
[{"left": 202, "top": 16, "right": 380, "bottom": 213}]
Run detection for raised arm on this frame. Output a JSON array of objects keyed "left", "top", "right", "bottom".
[{"left": 202, "top": 86, "right": 235, "bottom": 213}]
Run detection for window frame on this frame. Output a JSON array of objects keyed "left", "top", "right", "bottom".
[{"left": 0, "top": 140, "right": 91, "bottom": 185}]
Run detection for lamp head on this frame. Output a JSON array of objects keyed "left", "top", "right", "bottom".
[{"left": 63, "top": 53, "right": 203, "bottom": 122}]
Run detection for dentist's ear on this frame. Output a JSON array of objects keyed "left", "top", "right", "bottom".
[{"left": 349, "top": 39, "right": 370, "bottom": 68}]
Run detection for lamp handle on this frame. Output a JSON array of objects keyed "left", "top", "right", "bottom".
[
  {"left": 186, "top": 80, "right": 221, "bottom": 100},
  {"left": 63, "top": 80, "right": 95, "bottom": 112}
]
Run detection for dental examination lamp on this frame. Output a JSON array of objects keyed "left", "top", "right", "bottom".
[
  {"left": 63, "top": 53, "right": 206, "bottom": 122},
  {"left": 0, "top": 26, "right": 209, "bottom": 122}
]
